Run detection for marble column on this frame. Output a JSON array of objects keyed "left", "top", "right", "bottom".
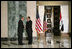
[
  {"left": 8, "top": 1, "right": 16, "bottom": 38},
  {"left": 8, "top": 1, "right": 27, "bottom": 38}
]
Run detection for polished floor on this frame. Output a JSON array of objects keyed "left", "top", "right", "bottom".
[{"left": 1, "top": 34, "right": 71, "bottom": 48}]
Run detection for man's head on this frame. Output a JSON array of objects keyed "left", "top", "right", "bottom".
[
  {"left": 21, "top": 17, "right": 24, "bottom": 21},
  {"left": 27, "top": 16, "right": 30, "bottom": 21},
  {"left": 19, "top": 14, "right": 24, "bottom": 21}
]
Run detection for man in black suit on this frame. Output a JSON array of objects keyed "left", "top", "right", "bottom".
[
  {"left": 26, "top": 16, "right": 33, "bottom": 44},
  {"left": 18, "top": 15, "right": 24, "bottom": 45}
]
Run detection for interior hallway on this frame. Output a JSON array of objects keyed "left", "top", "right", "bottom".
[{"left": 1, "top": 1, "right": 71, "bottom": 48}]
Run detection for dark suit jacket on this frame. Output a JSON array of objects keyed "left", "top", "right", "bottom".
[
  {"left": 26, "top": 20, "right": 32, "bottom": 33},
  {"left": 18, "top": 20, "right": 24, "bottom": 33}
]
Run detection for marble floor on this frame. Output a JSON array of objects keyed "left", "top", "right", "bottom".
[{"left": 1, "top": 34, "right": 71, "bottom": 48}]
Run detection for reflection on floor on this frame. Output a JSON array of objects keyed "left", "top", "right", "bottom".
[{"left": 1, "top": 34, "right": 71, "bottom": 48}]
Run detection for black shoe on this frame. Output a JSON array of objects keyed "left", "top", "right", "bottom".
[
  {"left": 18, "top": 43, "right": 25, "bottom": 45},
  {"left": 28, "top": 43, "right": 32, "bottom": 45}
]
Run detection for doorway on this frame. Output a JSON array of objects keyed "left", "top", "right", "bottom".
[{"left": 44, "top": 6, "right": 61, "bottom": 36}]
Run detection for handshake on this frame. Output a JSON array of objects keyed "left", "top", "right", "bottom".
[{"left": 18, "top": 15, "right": 33, "bottom": 45}]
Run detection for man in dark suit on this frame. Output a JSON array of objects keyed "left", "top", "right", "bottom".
[
  {"left": 26, "top": 16, "right": 33, "bottom": 44},
  {"left": 18, "top": 15, "right": 24, "bottom": 45}
]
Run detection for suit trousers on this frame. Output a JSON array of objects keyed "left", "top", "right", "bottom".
[
  {"left": 18, "top": 32, "right": 23, "bottom": 44},
  {"left": 27, "top": 31, "right": 32, "bottom": 44}
]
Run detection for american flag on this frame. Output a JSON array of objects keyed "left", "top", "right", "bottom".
[
  {"left": 35, "top": 9, "right": 42, "bottom": 34},
  {"left": 43, "top": 13, "right": 47, "bottom": 32}
]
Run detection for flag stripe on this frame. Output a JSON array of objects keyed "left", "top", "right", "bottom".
[
  {"left": 36, "top": 20, "right": 42, "bottom": 31},
  {"left": 37, "top": 21, "right": 42, "bottom": 31},
  {"left": 60, "top": 12, "right": 62, "bottom": 20},
  {"left": 37, "top": 19, "right": 41, "bottom": 26},
  {"left": 36, "top": 21, "right": 42, "bottom": 33}
]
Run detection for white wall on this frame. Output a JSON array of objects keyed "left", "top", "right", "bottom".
[
  {"left": 1, "top": 1, "right": 8, "bottom": 37},
  {"left": 61, "top": 5, "right": 69, "bottom": 33},
  {"left": 27, "top": 1, "right": 37, "bottom": 37}
]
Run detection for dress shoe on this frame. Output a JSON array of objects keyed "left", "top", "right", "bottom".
[
  {"left": 18, "top": 43, "right": 25, "bottom": 45},
  {"left": 28, "top": 43, "right": 32, "bottom": 45}
]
